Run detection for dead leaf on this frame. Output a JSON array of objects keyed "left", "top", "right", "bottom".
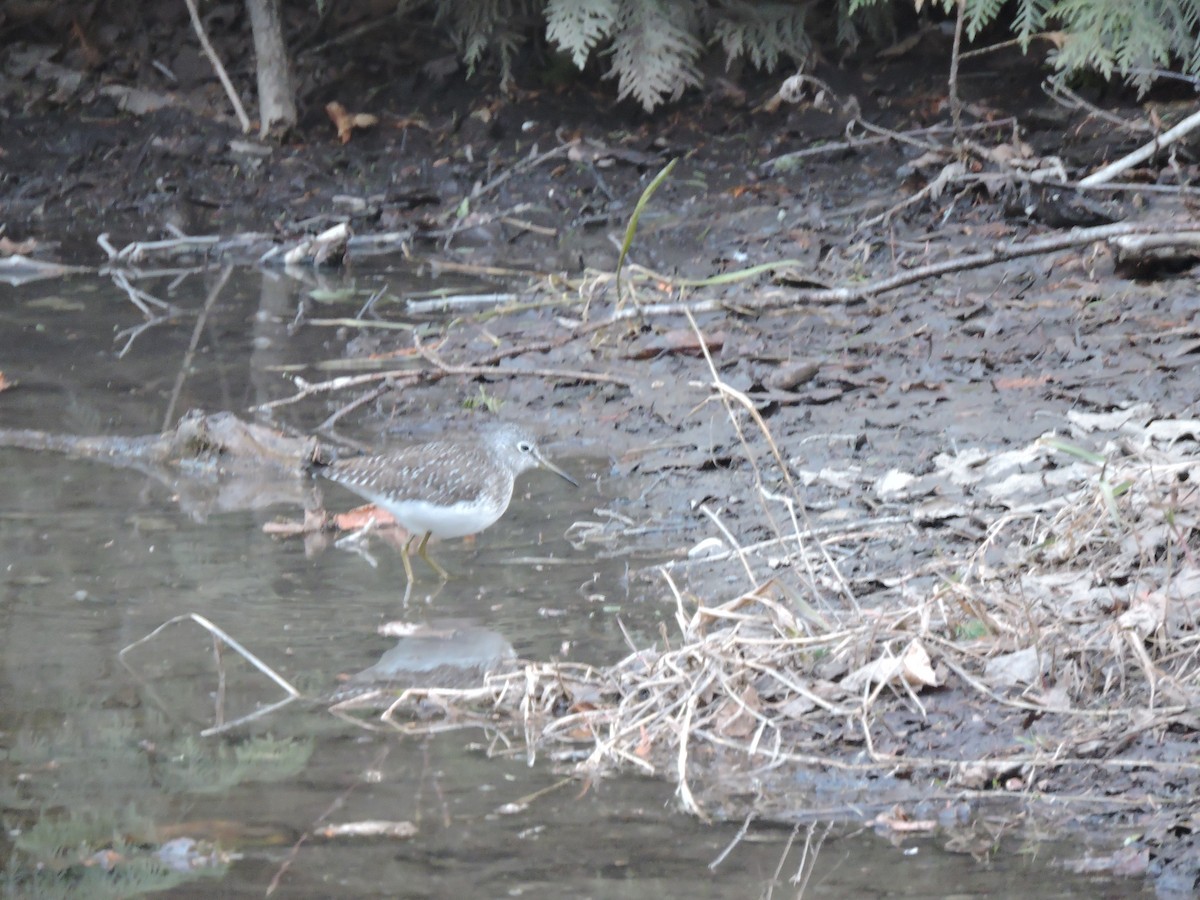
[
  {"left": 993, "top": 374, "right": 1052, "bottom": 390},
  {"left": 874, "top": 468, "right": 916, "bottom": 500},
  {"left": 626, "top": 330, "right": 725, "bottom": 360},
  {"left": 714, "top": 684, "right": 761, "bottom": 738},
  {"left": 1066, "top": 404, "right": 1153, "bottom": 433},
  {"left": 985, "top": 142, "right": 1033, "bottom": 165},
  {"left": 391, "top": 115, "right": 430, "bottom": 131},
  {"left": 99, "top": 84, "right": 173, "bottom": 115},
  {"left": 70, "top": 19, "right": 104, "bottom": 68},
  {"left": 326, "top": 101, "right": 379, "bottom": 144},
  {"left": 1026, "top": 683, "right": 1072, "bottom": 711},
  {"left": 0, "top": 236, "right": 38, "bottom": 256},
  {"left": 774, "top": 694, "right": 817, "bottom": 720},
  {"left": 635, "top": 725, "right": 653, "bottom": 759},
  {"left": 870, "top": 806, "right": 938, "bottom": 833},
  {"left": 262, "top": 507, "right": 328, "bottom": 537},
  {"left": 764, "top": 360, "right": 820, "bottom": 392},
  {"left": 966, "top": 221, "right": 1015, "bottom": 238},
  {"left": 845, "top": 640, "right": 939, "bottom": 691},
  {"left": 1117, "top": 591, "right": 1166, "bottom": 639},
  {"left": 984, "top": 646, "right": 1043, "bottom": 688},
  {"left": 1142, "top": 418, "right": 1200, "bottom": 442},
  {"left": 912, "top": 497, "right": 969, "bottom": 523},
  {"left": 281, "top": 222, "right": 352, "bottom": 266}
]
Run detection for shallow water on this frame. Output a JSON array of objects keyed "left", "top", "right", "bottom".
[{"left": 0, "top": 266, "right": 1148, "bottom": 897}]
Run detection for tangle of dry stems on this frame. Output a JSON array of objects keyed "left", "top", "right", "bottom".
[{"left": 356, "top": 424, "right": 1200, "bottom": 813}]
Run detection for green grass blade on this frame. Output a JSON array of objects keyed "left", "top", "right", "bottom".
[
  {"left": 1041, "top": 437, "right": 1107, "bottom": 466},
  {"left": 616, "top": 157, "right": 678, "bottom": 304}
]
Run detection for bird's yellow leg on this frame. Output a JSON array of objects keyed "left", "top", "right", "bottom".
[
  {"left": 414, "top": 530, "right": 449, "bottom": 580},
  {"left": 399, "top": 534, "right": 417, "bottom": 584}
]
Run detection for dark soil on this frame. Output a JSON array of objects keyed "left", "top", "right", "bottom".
[{"left": 3, "top": 6, "right": 1200, "bottom": 896}]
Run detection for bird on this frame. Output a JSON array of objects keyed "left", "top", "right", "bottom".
[{"left": 320, "top": 423, "right": 577, "bottom": 583}]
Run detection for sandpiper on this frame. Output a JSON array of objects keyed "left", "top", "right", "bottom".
[{"left": 321, "top": 423, "right": 577, "bottom": 583}]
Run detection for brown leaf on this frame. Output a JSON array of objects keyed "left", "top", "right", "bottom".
[
  {"left": 326, "top": 101, "right": 379, "bottom": 144},
  {"left": 0, "top": 236, "right": 38, "bottom": 256},
  {"left": 845, "top": 641, "right": 939, "bottom": 691},
  {"left": 993, "top": 374, "right": 1052, "bottom": 390},
  {"left": 714, "top": 684, "right": 761, "bottom": 738},
  {"left": 70, "top": 19, "right": 104, "bottom": 68},
  {"left": 634, "top": 725, "right": 653, "bottom": 758},
  {"left": 870, "top": 806, "right": 937, "bottom": 833},
  {"left": 626, "top": 330, "right": 726, "bottom": 360},
  {"left": 764, "top": 360, "right": 820, "bottom": 392},
  {"left": 774, "top": 694, "right": 816, "bottom": 720}
]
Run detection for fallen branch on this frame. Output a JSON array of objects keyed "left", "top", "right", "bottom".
[
  {"left": 256, "top": 331, "right": 632, "bottom": 413},
  {"left": 182, "top": 0, "right": 251, "bottom": 133},
  {"left": 1080, "top": 106, "right": 1200, "bottom": 186},
  {"left": 754, "top": 220, "right": 1167, "bottom": 309}
]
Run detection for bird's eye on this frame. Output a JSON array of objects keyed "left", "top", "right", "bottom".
[{"left": 518, "top": 441, "right": 533, "bottom": 453}]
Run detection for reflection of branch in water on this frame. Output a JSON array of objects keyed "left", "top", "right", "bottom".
[
  {"left": 110, "top": 268, "right": 187, "bottom": 358},
  {"left": 109, "top": 269, "right": 178, "bottom": 315},
  {"left": 118, "top": 612, "right": 304, "bottom": 736},
  {"left": 114, "top": 314, "right": 171, "bottom": 358},
  {"left": 162, "top": 264, "right": 231, "bottom": 429}
]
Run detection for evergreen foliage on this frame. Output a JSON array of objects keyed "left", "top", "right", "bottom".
[
  {"left": 406, "top": 0, "right": 1200, "bottom": 110},
  {"left": 1049, "top": 0, "right": 1200, "bottom": 91},
  {"left": 709, "top": 1, "right": 812, "bottom": 73},
  {"left": 3, "top": 714, "right": 308, "bottom": 897},
  {"left": 545, "top": 0, "right": 619, "bottom": 68},
  {"left": 433, "top": 0, "right": 539, "bottom": 85},
  {"left": 608, "top": 0, "right": 704, "bottom": 109}
]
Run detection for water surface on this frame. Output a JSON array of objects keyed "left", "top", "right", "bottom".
[{"left": 0, "top": 267, "right": 1146, "bottom": 897}]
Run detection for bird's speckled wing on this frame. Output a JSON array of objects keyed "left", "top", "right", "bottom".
[{"left": 325, "top": 440, "right": 511, "bottom": 508}]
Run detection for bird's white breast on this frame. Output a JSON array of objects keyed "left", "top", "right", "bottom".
[{"left": 361, "top": 490, "right": 510, "bottom": 539}]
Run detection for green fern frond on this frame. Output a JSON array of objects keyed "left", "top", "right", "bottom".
[
  {"left": 837, "top": 0, "right": 895, "bottom": 49},
  {"left": 711, "top": 1, "right": 813, "bottom": 72},
  {"left": 158, "top": 735, "right": 313, "bottom": 794},
  {"left": 845, "top": 0, "right": 885, "bottom": 14},
  {"left": 609, "top": 0, "right": 703, "bottom": 111},
  {"left": 1050, "top": 0, "right": 1177, "bottom": 91},
  {"left": 1013, "top": 0, "right": 1051, "bottom": 46},
  {"left": 232, "top": 736, "right": 314, "bottom": 783},
  {"left": 964, "top": 0, "right": 1008, "bottom": 40},
  {"left": 435, "top": 0, "right": 537, "bottom": 78},
  {"left": 409, "top": 0, "right": 1200, "bottom": 111},
  {"left": 835, "top": 0, "right": 863, "bottom": 50},
  {"left": 546, "top": 0, "right": 619, "bottom": 68}
]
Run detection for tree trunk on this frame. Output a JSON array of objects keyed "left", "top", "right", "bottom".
[{"left": 244, "top": 0, "right": 296, "bottom": 138}]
